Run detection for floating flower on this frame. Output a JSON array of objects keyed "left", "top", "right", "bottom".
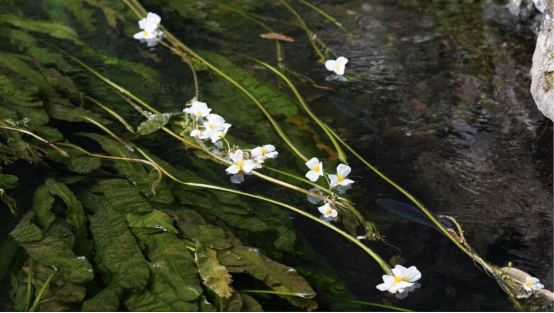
[
  {"left": 203, "top": 114, "right": 231, "bottom": 133},
  {"left": 376, "top": 265, "right": 421, "bottom": 295},
  {"left": 133, "top": 29, "right": 159, "bottom": 40},
  {"left": 251, "top": 145, "right": 278, "bottom": 159},
  {"left": 329, "top": 164, "right": 355, "bottom": 187},
  {"left": 209, "top": 124, "right": 231, "bottom": 143},
  {"left": 225, "top": 150, "right": 255, "bottom": 175},
  {"left": 184, "top": 101, "right": 211, "bottom": 117},
  {"left": 307, "top": 187, "right": 322, "bottom": 204},
  {"left": 190, "top": 129, "right": 210, "bottom": 140},
  {"left": 523, "top": 276, "right": 544, "bottom": 292},
  {"left": 325, "top": 56, "right": 348, "bottom": 76},
  {"left": 305, "top": 157, "right": 324, "bottom": 182},
  {"left": 138, "top": 12, "right": 161, "bottom": 32},
  {"left": 318, "top": 203, "right": 337, "bottom": 218}
]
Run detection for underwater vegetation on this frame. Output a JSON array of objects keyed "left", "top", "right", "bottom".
[{"left": 0, "top": 0, "right": 551, "bottom": 311}]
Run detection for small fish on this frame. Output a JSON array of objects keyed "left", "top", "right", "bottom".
[
  {"left": 329, "top": 97, "right": 382, "bottom": 140},
  {"left": 376, "top": 199, "right": 443, "bottom": 233}
]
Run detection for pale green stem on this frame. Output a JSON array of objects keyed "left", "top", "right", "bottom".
[
  {"left": 338, "top": 300, "right": 412, "bottom": 312},
  {"left": 85, "top": 96, "right": 135, "bottom": 134},
  {"left": 263, "top": 166, "right": 331, "bottom": 195},
  {"left": 25, "top": 258, "right": 33, "bottom": 312},
  {"left": 239, "top": 290, "right": 315, "bottom": 297},
  {"left": 324, "top": 124, "right": 499, "bottom": 273},
  {"left": 236, "top": 53, "right": 348, "bottom": 164},
  {"left": 295, "top": 0, "right": 357, "bottom": 38},
  {"left": 0, "top": 124, "right": 68, "bottom": 157},
  {"left": 275, "top": 0, "right": 326, "bottom": 60},
  {"left": 132, "top": 144, "right": 393, "bottom": 275},
  {"left": 68, "top": 113, "right": 133, "bottom": 151},
  {"left": 122, "top": 0, "right": 309, "bottom": 162},
  {"left": 29, "top": 270, "right": 56, "bottom": 312}
]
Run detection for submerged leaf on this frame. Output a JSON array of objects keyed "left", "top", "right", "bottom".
[
  {"left": 196, "top": 242, "right": 235, "bottom": 299},
  {"left": 97, "top": 179, "right": 153, "bottom": 214},
  {"left": 32, "top": 184, "right": 56, "bottom": 231},
  {"left": 9, "top": 211, "right": 42, "bottom": 243},
  {"left": 240, "top": 292, "right": 263, "bottom": 311},
  {"left": 125, "top": 210, "right": 178, "bottom": 234},
  {"left": 82, "top": 280, "right": 123, "bottom": 311},
  {"left": 137, "top": 113, "right": 174, "bottom": 135},
  {"left": 0, "top": 174, "right": 18, "bottom": 189},
  {"left": 123, "top": 288, "right": 173, "bottom": 311},
  {"left": 0, "top": 14, "right": 78, "bottom": 40},
  {"left": 0, "top": 189, "right": 17, "bottom": 216},
  {"left": 88, "top": 199, "right": 149, "bottom": 290}
]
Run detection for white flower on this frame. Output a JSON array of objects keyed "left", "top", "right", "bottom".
[
  {"left": 523, "top": 276, "right": 544, "bottom": 292},
  {"left": 325, "top": 56, "right": 348, "bottom": 75},
  {"left": 376, "top": 265, "right": 421, "bottom": 294},
  {"left": 190, "top": 129, "right": 210, "bottom": 140},
  {"left": 225, "top": 150, "right": 255, "bottom": 175},
  {"left": 209, "top": 124, "right": 231, "bottom": 143},
  {"left": 318, "top": 203, "right": 337, "bottom": 218},
  {"left": 319, "top": 214, "right": 338, "bottom": 223},
  {"left": 203, "top": 114, "right": 231, "bottom": 133},
  {"left": 252, "top": 156, "right": 265, "bottom": 169},
  {"left": 305, "top": 157, "right": 324, "bottom": 182},
  {"left": 184, "top": 101, "right": 211, "bottom": 117},
  {"left": 329, "top": 164, "right": 355, "bottom": 187},
  {"left": 133, "top": 29, "right": 159, "bottom": 40},
  {"left": 251, "top": 145, "right": 278, "bottom": 159},
  {"left": 138, "top": 12, "right": 161, "bottom": 32},
  {"left": 307, "top": 187, "right": 322, "bottom": 204}
]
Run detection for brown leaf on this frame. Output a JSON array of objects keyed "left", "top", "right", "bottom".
[{"left": 260, "top": 33, "right": 294, "bottom": 42}]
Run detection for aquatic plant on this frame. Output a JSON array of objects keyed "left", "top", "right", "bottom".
[{"left": 0, "top": 0, "right": 550, "bottom": 311}]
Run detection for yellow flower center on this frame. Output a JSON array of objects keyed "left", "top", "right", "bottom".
[
  {"left": 394, "top": 276, "right": 402, "bottom": 283},
  {"left": 314, "top": 165, "right": 320, "bottom": 173},
  {"left": 236, "top": 160, "right": 243, "bottom": 169},
  {"left": 196, "top": 111, "right": 202, "bottom": 115},
  {"left": 402, "top": 276, "right": 410, "bottom": 282},
  {"left": 208, "top": 123, "right": 214, "bottom": 129},
  {"left": 325, "top": 208, "right": 332, "bottom": 215},
  {"left": 337, "top": 174, "right": 344, "bottom": 182},
  {"left": 143, "top": 31, "right": 148, "bottom": 36},
  {"left": 526, "top": 281, "right": 531, "bottom": 287},
  {"left": 335, "top": 65, "right": 341, "bottom": 71},
  {"left": 261, "top": 147, "right": 268, "bottom": 154},
  {"left": 219, "top": 132, "right": 226, "bottom": 138}
]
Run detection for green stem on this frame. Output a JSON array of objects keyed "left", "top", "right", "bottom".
[
  {"left": 29, "top": 270, "right": 56, "bottom": 312},
  {"left": 69, "top": 113, "right": 133, "bottom": 151},
  {"left": 132, "top": 145, "right": 393, "bottom": 275},
  {"left": 0, "top": 124, "right": 68, "bottom": 157},
  {"left": 275, "top": 0, "right": 326, "bottom": 60},
  {"left": 85, "top": 96, "right": 135, "bottom": 134},
  {"left": 216, "top": 3, "right": 284, "bottom": 66},
  {"left": 236, "top": 53, "right": 348, "bottom": 164},
  {"left": 295, "top": 0, "right": 357, "bottom": 38},
  {"left": 337, "top": 300, "right": 413, "bottom": 312},
  {"left": 123, "top": 0, "right": 309, "bottom": 162},
  {"left": 25, "top": 258, "right": 33, "bottom": 312},
  {"left": 324, "top": 124, "right": 497, "bottom": 273},
  {"left": 239, "top": 290, "right": 314, "bottom": 297},
  {"left": 263, "top": 166, "right": 331, "bottom": 194}
]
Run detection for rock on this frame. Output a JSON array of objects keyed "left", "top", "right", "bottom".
[
  {"left": 530, "top": 2, "right": 554, "bottom": 121},
  {"left": 509, "top": 0, "right": 536, "bottom": 19}
]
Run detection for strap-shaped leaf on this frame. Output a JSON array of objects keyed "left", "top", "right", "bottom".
[
  {"left": 125, "top": 210, "right": 178, "bottom": 234},
  {"left": 137, "top": 113, "right": 174, "bottom": 135},
  {"left": 9, "top": 211, "right": 42, "bottom": 243},
  {"left": 195, "top": 242, "right": 234, "bottom": 299}
]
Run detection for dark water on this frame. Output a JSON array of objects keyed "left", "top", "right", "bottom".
[{"left": 2, "top": 0, "right": 552, "bottom": 311}]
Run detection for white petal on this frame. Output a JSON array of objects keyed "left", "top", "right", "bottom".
[
  {"left": 215, "top": 141, "right": 224, "bottom": 149},
  {"left": 306, "top": 157, "right": 320, "bottom": 169},
  {"left": 317, "top": 162, "right": 324, "bottom": 175},
  {"left": 325, "top": 60, "right": 337, "bottom": 71},
  {"left": 147, "top": 12, "right": 161, "bottom": 25},
  {"left": 306, "top": 170, "right": 320, "bottom": 182},
  {"left": 335, "top": 66, "right": 345, "bottom": 76},
  {"left": 406, "top": 266, "right": 421, "bottom": 282},
  {"left": 263, "top": 144, "right": 275, "bottom": 152},
  {"left": 251, "top": 147, "right": 263, "bottom": 157},
  {"left": 242, "top": 160, "right": 256, "bottom": 173},
  {"left": 337, "top": 178, "right": 354, "bottom": 186},
  {"left": 318, "top": 203, "right": 330, "bottom": 215},
  {"left": 336, "top": 56, "right": 348, "bottom": 65},
  {"left": 328, "top": 174, "right": 339, "bottom": 186},
  {"left": 396, "top": 291, "right": 409, "bottom": 299},
  {"left": 330, "top": 209, "right": 338, "bottom": 217},
  {"left": 337, "top": 164, "right": 351, "bottom": 177},
  {"left": 134, "top": 31, "right": 145, "bottom": 39},
  {"left": 226, "top": 165, "right": 239, "bottom": 175},
  {"left": 229, "top": 150, "right": 243, "bottom": 163},
  {"left": 265, "top": 151, "right": 278, "bottom": 159},
  {"left": 138, "top": 19, "right": 147, "bottom": 29}
]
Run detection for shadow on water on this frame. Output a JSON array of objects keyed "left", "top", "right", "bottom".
[{"left": 1, "top": 0, "right": 551, "bottom": 311}]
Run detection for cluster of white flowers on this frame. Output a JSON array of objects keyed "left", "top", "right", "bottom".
[
  {"left": 133, "top": 12, "right": 164, "bottom": 46},
  {"left": 184, "top": 101, "right": 278, "bottom": 184},
  {"left": 376, "top": 265, "right": 422, "bottom": 299}
]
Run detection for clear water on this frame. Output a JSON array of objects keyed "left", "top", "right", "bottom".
[{"left": 1, "top": 0, "right": 552, "bottom": 311}]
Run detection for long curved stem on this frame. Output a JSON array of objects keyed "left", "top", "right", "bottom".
[
  {"left": 25, "top": 258, "right": 33, "bottom": 312},
  {"left": 295, "top": 0, "right": 357, "bottom": 38},
  {"left": 275, "top": 0, "right": 326, "bottom": 60},
  {"left": 132, "top": 144, "right": 393, "bottom": 275},
  {"left": 85, "top": 96, "right": 136, "bottom": 134},
  {"left": 236, "top": 53, "right": 348, "bottom": 164},
  {"left": 0, "top": 124, "right": 68, "bottom": 157}
]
